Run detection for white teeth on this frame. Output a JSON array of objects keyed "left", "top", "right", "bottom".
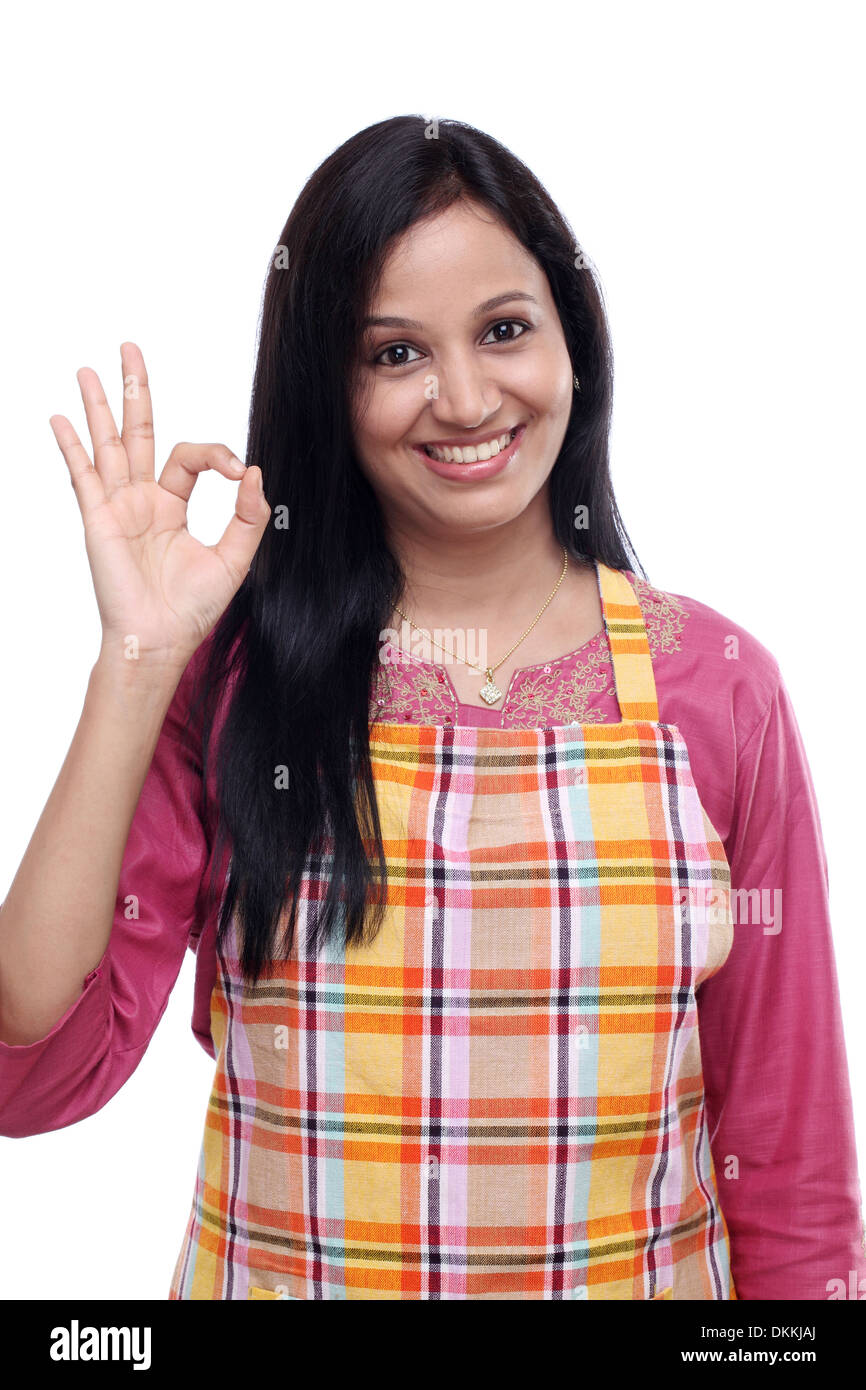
[{"left": 424, "top": 427, "right": 517, "bottom": 464}]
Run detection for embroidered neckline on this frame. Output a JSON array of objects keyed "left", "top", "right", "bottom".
[
  {"left": 389, "top": 617, "right": 606, "bottom": 685},
  {"left": 370, "top": 568, "right": 689, "bottom": 729}
]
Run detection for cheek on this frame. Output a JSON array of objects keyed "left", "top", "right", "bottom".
[
  {"left": 358, "top": 394, "right": 421, "bottom": 457},
  {"left": 534, "top": 383, "right": 573, "bottom": 437},
  {"left": 353, "top": 425, "right": 410, "bottom": 492},
  {"left": 528, "top": 342, "right": 575, "bottom": 412}
]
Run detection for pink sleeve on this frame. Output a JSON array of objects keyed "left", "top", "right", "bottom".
[
  {"left": 698, "top": 671, "right": 866, "bottom": 1300},
  {"left": 0, "top": 651, "right": 211, "bottom": 1138}
]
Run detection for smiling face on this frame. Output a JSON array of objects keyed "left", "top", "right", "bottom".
[{"left": 350, "top": 199, "right": 575, "bottom": 543}]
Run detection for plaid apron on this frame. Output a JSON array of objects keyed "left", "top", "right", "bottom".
[{"left": 170, "top": 562, "right": 737, "bottom": 1300}]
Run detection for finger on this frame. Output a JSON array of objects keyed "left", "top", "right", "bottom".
[
  {"left": 211, "top": 466, "right": 270, "bottom": 585},
  {"left": 49, "top": 414, "right": 109, "bottom": 521},
  {"left": 77, "top": 366, "right": 130, "bottom": 497},
  {"left": 158, "top": 442, "right": 247, "bottom": 505},
  {"left": 119, "top": 342, "right": 155, "bottom": 482}
]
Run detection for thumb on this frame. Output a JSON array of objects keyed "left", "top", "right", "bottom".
[{"left": 212, "top": 466, "right": 270, "bottom": 584}]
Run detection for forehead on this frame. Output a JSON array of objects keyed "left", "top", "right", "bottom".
[{"left": 367, "top": 201, "right": 544, "bottom": 317}]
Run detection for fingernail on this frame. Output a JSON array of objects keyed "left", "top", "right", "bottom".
[
  {"left": 256, "top": 468, "right": 264, "bottom": 492},
  {"left": 230, "top": 455, "right": 245, "bottom": 472}
]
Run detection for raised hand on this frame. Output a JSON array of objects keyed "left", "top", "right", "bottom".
[{"left": 49, "top": 342, "right": 270, "bottom": 672}]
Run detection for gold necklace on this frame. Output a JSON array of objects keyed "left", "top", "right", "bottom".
[{"left": 392, "top": 545, "right": 569, "bottom": 706}]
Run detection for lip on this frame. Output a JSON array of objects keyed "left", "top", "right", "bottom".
[
  {"left": 419, "top": 422, "right": 523, "bottom": 450},
  {"left": 413, "top": 422, "right": 526, "bottom": 482}
]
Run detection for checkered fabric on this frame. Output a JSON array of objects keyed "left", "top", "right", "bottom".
[{"left": 170, "top": 562, "right": 736, "bottom": 1299}]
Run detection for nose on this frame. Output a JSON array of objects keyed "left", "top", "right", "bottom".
[{"left": 426, "top": 357, "right": 501, "bottom": 430}]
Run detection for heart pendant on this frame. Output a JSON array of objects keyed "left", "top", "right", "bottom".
[{"left": 479, "top": 674, "right": 503, "bottom": 705}]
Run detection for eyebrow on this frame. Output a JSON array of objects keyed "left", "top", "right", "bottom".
[{"left": 361, "top": 291, "right": 540, "bottom": 332}]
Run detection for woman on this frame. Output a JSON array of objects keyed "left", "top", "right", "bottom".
[{"left": 1, "top": 115, "right": 863, "bottom": 1302}]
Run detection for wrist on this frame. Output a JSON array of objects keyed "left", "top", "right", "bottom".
[{"left": 89, "top": 644, "right": 191, "bottom": 705}]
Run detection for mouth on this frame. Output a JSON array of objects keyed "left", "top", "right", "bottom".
[
  {"left": 415, "top": 423, "right": 524, "bottom": 465},
  {"left": 412, "top": 422, "right": 527, "bottom": 482}
]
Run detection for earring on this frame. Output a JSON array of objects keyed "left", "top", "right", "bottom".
[{"left": 573, "top": 374, "right": 580, "bottom": 391}]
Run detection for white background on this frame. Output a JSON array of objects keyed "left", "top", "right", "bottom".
[{"left": 1, "top": 0, "right": 863, "bottom": 1299}]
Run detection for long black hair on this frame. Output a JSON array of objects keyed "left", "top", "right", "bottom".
[{"left": 189, "top": 114, "right": 645, "bottom": 983}]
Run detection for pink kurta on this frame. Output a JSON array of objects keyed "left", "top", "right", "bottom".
[{"left": 2, "top": 566, "right": 864, "bottom": 1300}]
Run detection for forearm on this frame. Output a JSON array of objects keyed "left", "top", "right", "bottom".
[{"left": 0, "top": 652, "right": 186, "bottom": 1044}]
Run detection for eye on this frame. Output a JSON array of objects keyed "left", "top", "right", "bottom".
[
  {"left": 370, "top": 319, "right": 531, "bottom": 369},
  {"left": 372, "top": 343, "right": 425, "bottom": 368},
  {"left": 481, "top": 318, "right": 530, "bottom": 345}
]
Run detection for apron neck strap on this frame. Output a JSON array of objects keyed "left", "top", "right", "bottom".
[{"left": 595, "top": 560, "right": 660, "bottom": 721}]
